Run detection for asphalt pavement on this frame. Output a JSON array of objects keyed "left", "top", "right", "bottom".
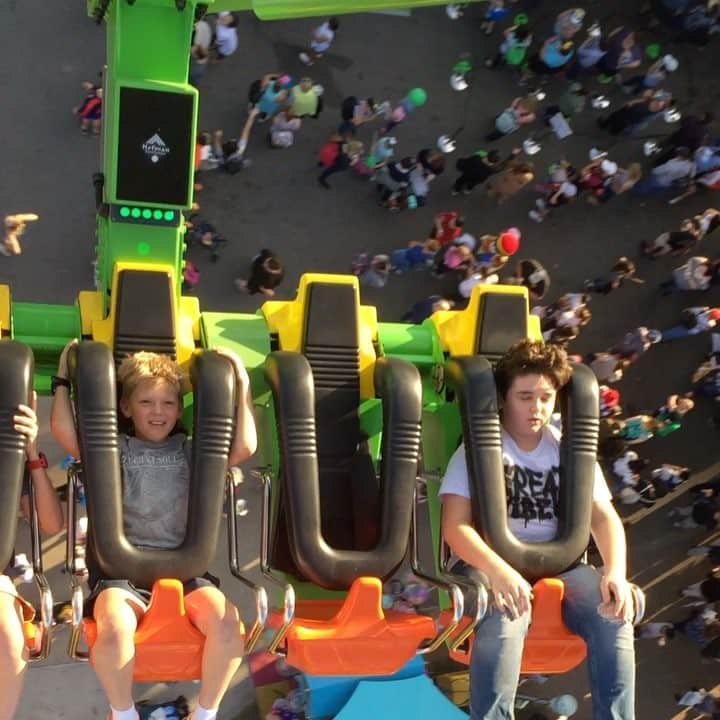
[{"left": 2, "top": 1, "right": 720, "bottom": 718}]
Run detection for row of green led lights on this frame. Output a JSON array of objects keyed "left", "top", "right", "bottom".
[{"left": 119, "top": 206, "right": 176, "bottom": 222}]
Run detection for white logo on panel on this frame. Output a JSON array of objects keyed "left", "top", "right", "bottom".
[{"left": 142, "top": 133, "right": 170, "bottom": 164}]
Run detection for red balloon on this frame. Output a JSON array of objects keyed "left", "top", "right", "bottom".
[{"left": 498, "top": 230, "right": 521, "bottom": 255}]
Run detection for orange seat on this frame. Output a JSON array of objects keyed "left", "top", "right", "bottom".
[
  {"left": 447, "top": 578, "right": 587, "bottom": 675},
  {"left": 83, "top": 579, "right": 209, "bottom": 682},
  {"left": 269, "top": 577, "right": 436, "bottom": 676},
  {"left": 23, "top": 621, "right": 37, "bottom": 652}
]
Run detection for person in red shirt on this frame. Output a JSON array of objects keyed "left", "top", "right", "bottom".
[{"left": 429, "top": 211, "right": 465, "bottom": 246}]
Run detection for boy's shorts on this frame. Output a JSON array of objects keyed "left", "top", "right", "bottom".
[{"left": 84, "top": 572, "right": 220, "bottom": 618}]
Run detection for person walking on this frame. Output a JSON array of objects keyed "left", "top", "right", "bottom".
[
  {"left": 299, "top": 17, "right": 339, "bottom": 66},
  {"left": 234, "top": 249, "right": 285, "bottom": 297}
]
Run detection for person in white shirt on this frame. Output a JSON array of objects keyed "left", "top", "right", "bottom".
[
  {"left": 458, "top": 266, "right": 499, "bottom": 299},
  {"left": 440, "top": 339, "right": 636, "bottom": 719},
  {"left": 299, "top": 17, "right": 339, "bottom": 66},
  {"left": 213, "top": 12, "right": 238, "bottom": 60}
]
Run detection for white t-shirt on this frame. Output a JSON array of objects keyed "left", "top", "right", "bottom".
[
  {"left": 215, "top": 23, "right": 238, "bottom": 57},
  {"left": 458, "top": 272, "right": 498, "bottom": 299},
  {"left": 194, "top": 20, "right": 212, "bottom": 51},
  {"left": 311, "top": 21, "right": 335, "bottom": 52},
  {"left": 612, "top": 451, "right": 639, "bottom": 486},
  {"left": 439, "top": 424, "right": 611, "bottom": 543}
]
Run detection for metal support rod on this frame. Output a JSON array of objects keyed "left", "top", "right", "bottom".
[
  {"left": 65, "top": 466, "right": 89, "bottom": 661},
  {"left": 410, "top": 486, "right": 466, "bottom": 655},
  {"left": 27, "top": 477, "right": 53, "bottom": 661},
  {"left": 256, "top": 468, "right": 295, "bottom": 654},
  {"left": 226, "top": 472, "right": 268, "bottom": 653}
]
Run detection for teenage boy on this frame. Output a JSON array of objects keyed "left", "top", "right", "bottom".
[{"left": 440, "top": 339, "right": 636, "bottom": 720}]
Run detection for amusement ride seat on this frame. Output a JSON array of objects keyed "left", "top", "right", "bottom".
[
  {"left": 65, "top": 342, "right": 266, "bottom": 680},
  {"left": 0, "top": 341, "right": 54, "bottom": 660},
  {"left": 433, "top": 286, "right": 644, "bottom": 674},
  {"left": 256, "top": 275, "right": 465, "bottom": 676}
]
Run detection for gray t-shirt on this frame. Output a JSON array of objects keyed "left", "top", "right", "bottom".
[{"left": 120, "top": 434, "right": 191, "bottom": 550}]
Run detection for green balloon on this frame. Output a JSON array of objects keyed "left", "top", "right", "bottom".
[
  {"left": 408, "top": 87, "right": 427, "bottom": 108},
  {"left": 366, "top": 155, "right": 377, "bottom": 168},
  {"left": 646, "top": 43, "right": 661, "bottom": 59}
]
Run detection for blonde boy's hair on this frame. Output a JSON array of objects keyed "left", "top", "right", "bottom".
[{"left": 117, "top": 352, "right": 186, "bottom": 402}]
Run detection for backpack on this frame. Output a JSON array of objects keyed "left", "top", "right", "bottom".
[
  {"left": 271, "top": 130, "right": 294, "bottom": 148},
  {"left": 495, "top": 108, "right": 520, "bottom": 135},
  {"left": 247, "top": 78, "right": 263, "bottom": 106},
  {"left": 224, "top": 152, "right": 248, "bottom": 174},
  {"left": 318, "top": 141, "right": 340, "bottom": 168},
  {"left": 505, "top": 44, "right": 527, "bottom": 67}
]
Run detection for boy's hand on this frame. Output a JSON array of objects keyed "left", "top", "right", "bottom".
[
  {"left": 15, "top": 392, "right": 39, "bottom": 457},
  {"left": 486, "top": 558, "right": 534, "bottom": 619},
  {"left": 58, "top": 338, "right": 78, "bottom": 378},
  {"left": 600, "top": 572, "right": 633, "bottom": 622},
  {"left": 215, "top": 347, "right": 250, "bottom": 386}
]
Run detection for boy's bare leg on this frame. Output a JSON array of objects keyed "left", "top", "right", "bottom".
[
  {"left": 92, "top": 588, "right": 145, "bottom": 714},
  {"left": 185, "top": 587, "right": 245, "bottom": 711},
  {"left": 0, "top": 578, "right": 27, "bottom": 720}
]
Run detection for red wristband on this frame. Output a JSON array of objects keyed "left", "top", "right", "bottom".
[{"left": 26, "top": 452, "right": 48, "bottom": 471}]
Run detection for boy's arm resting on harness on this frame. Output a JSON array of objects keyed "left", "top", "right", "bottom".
[
  {"left": 50, "top": 339, "right": 81, "bottom": 459},
  {"left": 442, "top": 493, "right": 533, "bottom": 619}
]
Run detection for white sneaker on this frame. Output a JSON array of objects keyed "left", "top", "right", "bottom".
[
  {"left": 529, "top": 210, "right": 544, "bottom": 223},
  {"left": 299, "top": 52, "right": 313, "bottom": 65}
]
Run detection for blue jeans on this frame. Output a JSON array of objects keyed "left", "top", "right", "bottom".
[
  {"left": 660, "top": 324, "right": 695, "bottom": 341},
  {"left": 467, "top": 564, "right": 636, "bottom": 720},
  {"left": 631, "top": 175, "right": 668, "bottom": 195}
]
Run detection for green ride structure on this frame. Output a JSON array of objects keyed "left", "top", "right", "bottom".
[{"left": 0, "top": 2, "right": 644, "bottom": 719}]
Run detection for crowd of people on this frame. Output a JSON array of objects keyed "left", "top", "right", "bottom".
[{"left": 188, "top": 5, "right": 720, "bottom": 713}]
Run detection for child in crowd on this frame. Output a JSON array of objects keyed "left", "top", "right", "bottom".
[
  {"left": 390, "top": 239, "right": 439, "bottom": 274},
  {"left": 74, "top": 84, "right": 103, "bottom": 135},
  {"left": 50, "top": 341, "right": 257, "bottom": 720},
  {"left": 212, "top": 12, "right": 239, "bottom": 61},
  {"left": 300, "top": 17, "right": 339, "bottom": 66},
  {"left": 584, "top": 256, "right": 644, "bottom": 295}
]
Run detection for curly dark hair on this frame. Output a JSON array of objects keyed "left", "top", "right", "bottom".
[{"left": 495, "top": 339, "right": 573, "bottom": 398}]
